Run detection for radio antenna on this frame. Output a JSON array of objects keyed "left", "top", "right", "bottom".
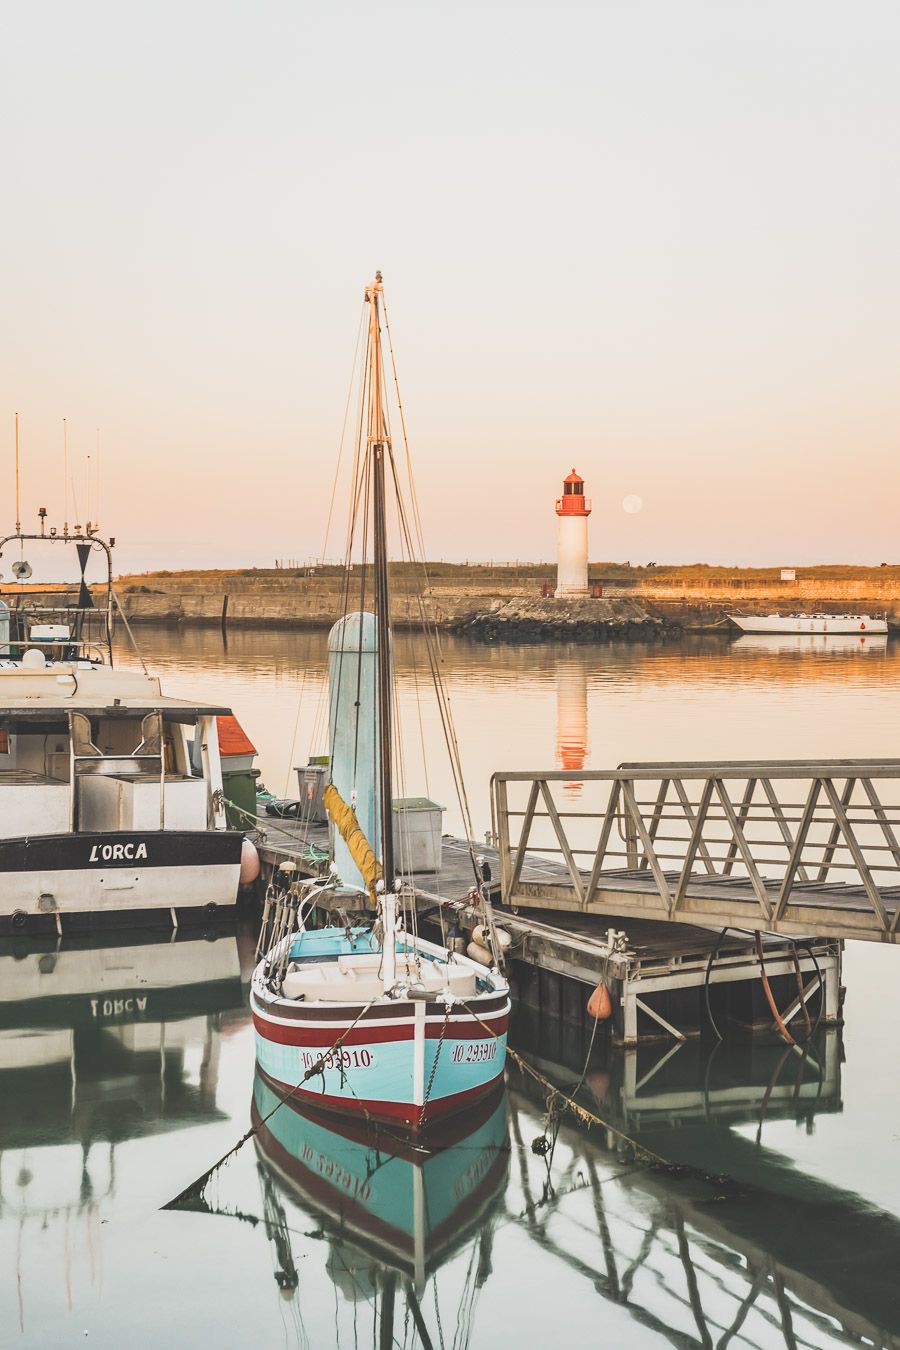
[
  {"left": 14, "top": 412, "right": 21, "bottom": 534},
  {"left": 63, "top": 416, "right": 70, "bottom": 537}
]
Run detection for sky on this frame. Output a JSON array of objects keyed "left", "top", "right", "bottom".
[{"left": 1, "top": 1, "right": 899, "bottom": 574}]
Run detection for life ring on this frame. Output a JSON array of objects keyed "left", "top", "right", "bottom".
[{"left": 860, "top": 622, "right": 866, "bottom": 630}]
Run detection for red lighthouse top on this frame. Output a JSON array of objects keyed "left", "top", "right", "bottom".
[{"left": 556, "top": 468, "right": 592, "bottom": 517}]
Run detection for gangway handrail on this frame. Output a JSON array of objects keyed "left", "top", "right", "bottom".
[{"left": 491, "top": 761, "right": 900, "bottom": 944}]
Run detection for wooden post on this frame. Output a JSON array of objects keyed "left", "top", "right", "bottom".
[
  {"left": 494, "top": 776, "right": 513, "bottom": 904},
  {"left": 624, "top": 780, "right": 639, "bottom": 870},
  {"left": 221, "top": 594, "right": 229, "bottom": 636}
]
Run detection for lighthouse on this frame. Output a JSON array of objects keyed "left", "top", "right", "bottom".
[{"left": 554, "top": 468, "right": 591, "bottom": 598}]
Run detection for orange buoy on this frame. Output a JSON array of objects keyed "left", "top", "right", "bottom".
[{"left": 587, "top": 980, "right": 612, "bottom": 1021}]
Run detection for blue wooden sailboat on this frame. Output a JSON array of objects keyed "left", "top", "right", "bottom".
[{"left": 251, "top": 274, "right": 509, "bottom": 1130}]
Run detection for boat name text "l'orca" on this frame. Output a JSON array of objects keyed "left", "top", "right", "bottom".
[{"left": 88, "top": 842, "right": 148, "bottom": 862}]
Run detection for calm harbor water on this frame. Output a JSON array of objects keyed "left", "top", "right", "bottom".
[{"left": 3, "top": 628, "right": 900, "bottom": 1346}]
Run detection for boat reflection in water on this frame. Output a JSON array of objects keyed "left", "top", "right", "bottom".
[
  {"left": 244, "top": 1020, "right": 900, "bottom": 1350},
  {"left": 252, "top": 1067, "right": 508, "bottom": 1320},
  {"left": 0, "top": 929, "right": 245, "bottom": 1331},
  {"left": 732, "top": 630, "right": 889, "bottom": 656},
  {"left": 0, "top": 931, "right": 244, "bottom": 1144}
]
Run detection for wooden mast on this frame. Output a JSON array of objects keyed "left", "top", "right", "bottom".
[{"left": 366, "top": 272, "right": 395, "bottom": 888}]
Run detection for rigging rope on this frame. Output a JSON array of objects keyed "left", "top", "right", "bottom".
[
  {"left": 321, "top": 302, "right": 367, "bottom": 566},
  {"left": 162, "top": 996, "right": 380, "bottom": 1210}
]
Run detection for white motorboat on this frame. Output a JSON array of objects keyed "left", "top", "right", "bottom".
[
  {"left": 727, "top": 612, "right": 888, "bottom": 635},
  {"left": 0, "top": 523, "right": 244, "bottom": 933}
]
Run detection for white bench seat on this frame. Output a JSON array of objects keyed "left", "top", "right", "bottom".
[{"left": 281, "top": 953, "right": 477, "bottom": 1002}]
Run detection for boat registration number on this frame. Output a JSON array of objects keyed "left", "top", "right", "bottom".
[
  {"left": 451, "top": 1041, "right": 497, "bottom": 1064},
  {"left": 301, "top": 1049, "right": 375, "bottom": 1071}
]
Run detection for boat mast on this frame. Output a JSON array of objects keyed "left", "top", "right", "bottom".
[{"left": 366, "top": 272, "right": 395, "bottom": 889}]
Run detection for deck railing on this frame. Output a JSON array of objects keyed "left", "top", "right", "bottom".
[{"left": 491, "top": 761, "right": 900, "bottom": 942}]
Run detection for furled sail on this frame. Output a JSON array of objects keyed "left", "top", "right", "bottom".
[{"left": 323, "top": 783, "right": 383, "bottom": 899}]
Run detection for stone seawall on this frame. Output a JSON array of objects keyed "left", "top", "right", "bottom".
[
  {"left": 102, "top": 568, "right": 900, "bottom": 637},
  {"left": 114, "top": 587, "right": 674, "bottom": 639}
]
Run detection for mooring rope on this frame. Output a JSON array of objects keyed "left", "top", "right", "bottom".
[
  {"left": 457, "top": 1000, "right": 668, "bottom": 1168},
  {"left": 161, "top": 996, "right": 380, "bottom": 1210}
]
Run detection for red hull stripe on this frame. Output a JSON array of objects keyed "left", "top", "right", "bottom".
[
  {"left": 264, "top": 1072, "right": 507, "bottom": 1155},
  {"left": 260, "top": 1069, "right": 503, "bottom": 1125},
  {"left": 253, "top": 1010, "right": 508, "bottom": 1047}
]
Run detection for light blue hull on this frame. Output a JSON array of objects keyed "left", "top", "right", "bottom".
[{"left": 252, "top": 926, "right": 509, "bottom": 1128}]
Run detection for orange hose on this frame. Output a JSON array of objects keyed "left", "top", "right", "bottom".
[{"left": 755, "top": 932, "right": 795, "bottom": 1046}]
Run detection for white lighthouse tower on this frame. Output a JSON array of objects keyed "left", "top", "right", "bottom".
[{"left": 554, "top": 468, "right": 591, "bottom": 598}]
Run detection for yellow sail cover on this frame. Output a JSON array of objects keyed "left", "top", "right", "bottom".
[{"left": 323, "top": 783, "right": 383, "bottom": 900}]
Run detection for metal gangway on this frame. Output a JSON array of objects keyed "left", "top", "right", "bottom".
[{"left": 491, "top": 760, "right": 900, "bottom": 943}]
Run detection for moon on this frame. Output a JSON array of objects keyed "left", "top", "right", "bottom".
[{"left": 622, "top": 494, "right": 643, "bottom": 515}]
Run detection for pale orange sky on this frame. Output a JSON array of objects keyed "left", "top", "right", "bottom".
[{"left": 2, "top": 1, "right": 899, "bottom": 573}]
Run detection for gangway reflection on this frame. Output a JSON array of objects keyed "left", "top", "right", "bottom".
[{"left": 504, "top": 1018, "right": 900, "bottom": 1350}]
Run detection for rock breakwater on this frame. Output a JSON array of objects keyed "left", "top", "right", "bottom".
[{"left": 450, "top": 596, "right": 679, "bottom": 642}]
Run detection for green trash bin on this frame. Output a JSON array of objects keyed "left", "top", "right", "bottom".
[{"left": 222, "top": 766, "right": 261, "bottom": 830}]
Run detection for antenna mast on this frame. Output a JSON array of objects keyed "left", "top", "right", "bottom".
[
  {"left": 366, "top": 272, "right": 395, "bottom": 887},
  {"left": 62, "top": 417, "right": 70, "bottom": 537},
  {"left": 14, "top": 413, "right": 21, "bottom": 534}
]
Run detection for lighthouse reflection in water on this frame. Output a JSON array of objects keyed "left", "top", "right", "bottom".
[{"left": 556, "top": 655, "right": 589, "bottom": 796}]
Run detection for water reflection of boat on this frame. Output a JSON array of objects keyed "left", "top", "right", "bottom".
[
  {"left": 0, "top": 931, "right": 244, "bottom": 1149},
  {"left": 0, "top": 930, "right": 247, "bottom": 1337},
  {"left": 732, "top": 631, "right": 889, "bottom": 655},
  {"left": 252, "top": 1068, "right": 509, "bottom": 1290}
]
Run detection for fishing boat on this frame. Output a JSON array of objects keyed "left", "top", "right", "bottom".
[
  {"left": 0, "top": 517, "right": 245, "bottom": 931},
  {"left": 251, "top": 273, "right": 509, "bottom": 1129},
  {"left": 727, "top": 612, "right": 888, "bottom": 635}
]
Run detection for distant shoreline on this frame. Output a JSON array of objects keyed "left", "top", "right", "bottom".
[
  {"left": 5, "top": 562, "right": 898, "bottom": 638},
  {"left": 99, "top": 563, "right": 900, "bottom": 637}
]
